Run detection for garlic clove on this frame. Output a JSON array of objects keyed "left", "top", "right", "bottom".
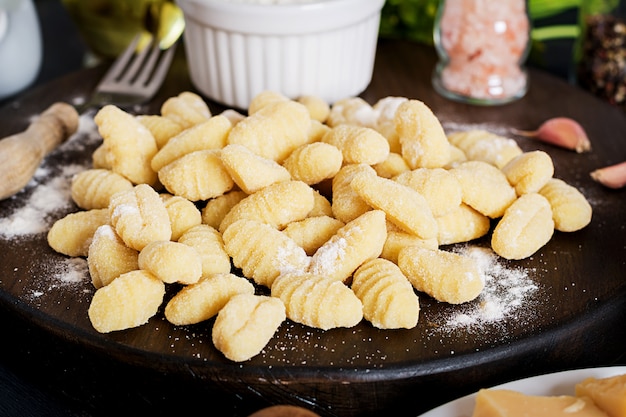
[
  {"left": 513, "top": 117, "right": 591, "bottom": 153},
  {"left": 590, "top": 160, "right": 626, "bottom": 189}
]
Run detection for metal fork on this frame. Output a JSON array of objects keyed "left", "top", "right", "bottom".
[
  {"left": 76, "top": 33, "right": 177, "bottom": 112},
  {"left": 0, "top": 33, "right": 177, "bottom": 200}
]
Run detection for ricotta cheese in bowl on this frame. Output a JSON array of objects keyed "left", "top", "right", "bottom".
[{"left": 176, "top": 0, "right": 385, "bottom": 109}]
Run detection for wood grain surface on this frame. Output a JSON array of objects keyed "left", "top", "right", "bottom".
[{"left": 0, "top": 40, "right": 624, "bottom": 417}]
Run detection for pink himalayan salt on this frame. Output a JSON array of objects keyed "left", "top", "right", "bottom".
[{"left": 438, "top": 0, "right": 529, "bottom": 100}]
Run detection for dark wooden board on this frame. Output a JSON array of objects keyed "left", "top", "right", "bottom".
[{"left": 0, "top": 40, "right": 624, "bottom": 417}]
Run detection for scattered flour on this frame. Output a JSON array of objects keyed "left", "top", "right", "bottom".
[
  {"left": 0, "top": 114, "right": 99, "bottom": 238},
  {"left": 438, "top": 244, "right": 538, "bottom": 331}
]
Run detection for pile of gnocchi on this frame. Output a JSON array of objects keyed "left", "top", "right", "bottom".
[{"left": 47, "top": 91, "right": 592, "bottom": 362}]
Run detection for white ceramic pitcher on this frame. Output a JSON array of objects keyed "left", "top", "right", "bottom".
[{"left": 0, "top": 0, "right": 42, "bottom": 100}]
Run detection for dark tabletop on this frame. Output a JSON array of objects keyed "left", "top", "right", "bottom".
[{"left": 0, "top": 2, "right": 625, "bottom": 417}]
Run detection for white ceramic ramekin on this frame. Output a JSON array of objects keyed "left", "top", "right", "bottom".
[{"left": 176, "top": 0, "right": 385, "bottom": 109}]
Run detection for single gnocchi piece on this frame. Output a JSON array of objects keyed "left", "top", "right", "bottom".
[
  {"left": 94, "top": 105, "right": 159, "bottom": 186},
  {"left": 201, "top": 190, "right": 248, "bottom": 230},
  {"left": 326, "top": 96, "right": 377, "bottom": 128},
  {"left": 436, "top": 203, "right": 491, "bottom": 246},
  {"left": 91, "top": 143, "right": 112, "bottom": 170},
  {"left": 88, "top": 225, "right": 139, "bottom": 289},
  {"left": 309, "top": 189, "right": 333, "bottom": 217},
  {"left": 381, "top": 230, "right": 438, "bottom": 264},
  {"left": 352, "top": 258, "right": 420, "bottom": 329},
  {"left": 282, "top": 215, "right": 345, "bottom": 256},
  {"left": 137, "top": 114, "right": 184, "bottom": 149},
  {"left": 160, "top": 91, "right": 212, "bottom": 129},
  {"left": 48, "top": 208, "right": 110, "bottom": 257},
  {"left": 297, "top": 95, "right": 331, "bottom": 122},
  {"left": 71, "top": 169, "right": 134, "bottom": 210},
  {"left": 308, "top": 210, "right": 387, "bottom": 283},
  {"left": 398, "top": 246, "right": 484, "bottom": 304},
  {"left": 88, "top": 270, "right": 165, "bottom": 333},
  {"left": 138, "top": 240, "right": 203, "bottom": 285},
  {"left": 158, "top": 149, "right": 234, "bottom": 202},
  {"left": 372, "top": 96, "right": 408, "bottom": 154},
  {"left": 227, "top": 100, "right": 311, "bottom": 162},
  {"left": 394, "top": 168, "right": 463, "bottom": 217},
  {"left": 271, "top": 272, "right": 363, "bottom": 330},
  {"left": 109, "top": 184, "right": 172, "bottom": 251},
  {"left": 445, "top": 144, "right": 468, "bottom": 168},
  {"left": 373, "top": 152, "right": 410, "bottom": 179},
  {"left": 218, "top": 180, "right": 315, "bottom": 233},
  {"left": 450, "top": 160, "right": 517, "bottom": 218},
  {"left": 248, "top": 90, "right": 289, "bottom": 114},
  {"left": 308, "top": 119, "right": 331, "bottom": 143},
  {"left": 447, "top": 129, "right": 523, "bottom": 169},
  {"left": 350, "top": 172, "right": 438, "bottom": 240},
  {"left": 331, "top": 164, "right": 376, "bottom": 223},
  {"left": 223, "top": 219, "right": 311, "bottom": 288},
  {"left": 394, "top": 99, "right": 450, "bottom": 169},
  {"left": 150, "top": 115, "right": 232, "bottom": 172},
  {"left": 282, "top": 142, "right": 343, "bottom": 185},
  {"left": 491, "top": 193, "right": 555, "bottom": 260},
  {"left": 539, "top": 178, "right": 592, "bottom": 232},
  {"left": 219, "top": 109, "right": 246, "bottom": 126},
  {"left": 160, "top": 193, "right": 202, "bottom": 241},
  {"left": 321, "top": 124, "right": 390, "bottom": 165},
  {"left": 501, "top": 150, "right": 554, "bottom": 195},
  {"left": 212, "top": 294, "right": 286, "bottom": 362},
  {"left": 220, "top": 143, "right": 292, "bottom": 194},
  {"left": 177, "top": 224, "right": 231, "bottom": 277},
  {"left": 164, "top": 273, "right": 255, "bottom": 325}
]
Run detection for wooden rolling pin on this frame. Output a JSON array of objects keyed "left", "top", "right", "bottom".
[{"left": 0, "top": 102, "right": 79, "bottom": 200}]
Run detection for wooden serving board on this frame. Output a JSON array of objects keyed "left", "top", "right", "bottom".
[{"left": 0, "top": 40, "right": 624, "bottom": 417}]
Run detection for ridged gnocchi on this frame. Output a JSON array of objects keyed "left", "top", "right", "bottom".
[
  {"left": 220, "top": 143, "right": 291, "bottom": 194},
  {"left": 164, "top": 273, "right": 255, "bottom": 326},
  {"left": 87, "top": 225, "right": 139, "bottom": 289},
  {"left": 398, "top": 246, "right": 484, "bottom": 304},
  {"left": 160, "top": 91, "right": 211, "bottom": 129},
  {"left": 308, "top": 210, "right": 387, "bottom": 283},
  {"left": 227, "top": 100, "right": 310, "bottom": 162},
  {"left": 94, "top": 105, "right": 158, "bottom": 186},
  {"left": 71, "top": 169, "right": 133, "bottom": 210},
  {"left": 158, "top": 149, "right": 234, "bottom": 201},
  {"left": 350, "top": 172, "right": 438, "bottom": 240},
  {"left": 501, "top": 150, "right": 554, "bottom": 196},
  {"left": 108, "top": 184, "right": 172, "bottom": 251},
  {"left": 223, "top": 219, "right": 310, "bottom": 288},
  {"left": 394, "top": 99, "right": 450, "bottom": 169},
  {"left": 450, "top": 160, "right": 517, "bottom": 218},
  {"left": 352, "top": 258, "right": 420, "bottom": 329},
  {"left": 447, "top": 130, "right": 523, "bottom": 169},
  {"left": 48, "top": 208, "right": 110, "bottom": 257},
  {"left": 138, "top": 240, "right": 203, "bottom": 285},
  {"left": 282, "top": 142, "right": 343, "bottom": 185},
  {"left": 218, "top": 180, "right": 315, "bottom": 233},
  {"left": 539, "top": 178, "right": 592, "bottom": 232},
  {"left": 177, "top": 224, "right": 231, "bottom": 277},
  {"left": 151, "top": 115, "right": 232, "bottom": 172},
  {"left": 491, "top": 193, "right": 555, "bottom": 260},
  {"left": 321, "top": 124, "right": 390, "bottom": 166},
  {"left": 88, "top": 270, "right": 165, "bottom": 333},
  {"left": 212, "top": 294, "right": 286, "bottom": 362},
  {"left": 271, "top": 272, "right": 363, "bottom": 330}
]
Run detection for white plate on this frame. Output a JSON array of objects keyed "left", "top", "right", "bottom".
[{"left": 419, "top": 366, "right": 626, "bottom": 417}]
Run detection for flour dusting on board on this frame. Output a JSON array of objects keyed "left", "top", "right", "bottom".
[
  {"left": 439, "top": 245, "right": 538, "bottom": 331},
  {"left": 0, "top": 114, "right": 99, "bottom": 238}
]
